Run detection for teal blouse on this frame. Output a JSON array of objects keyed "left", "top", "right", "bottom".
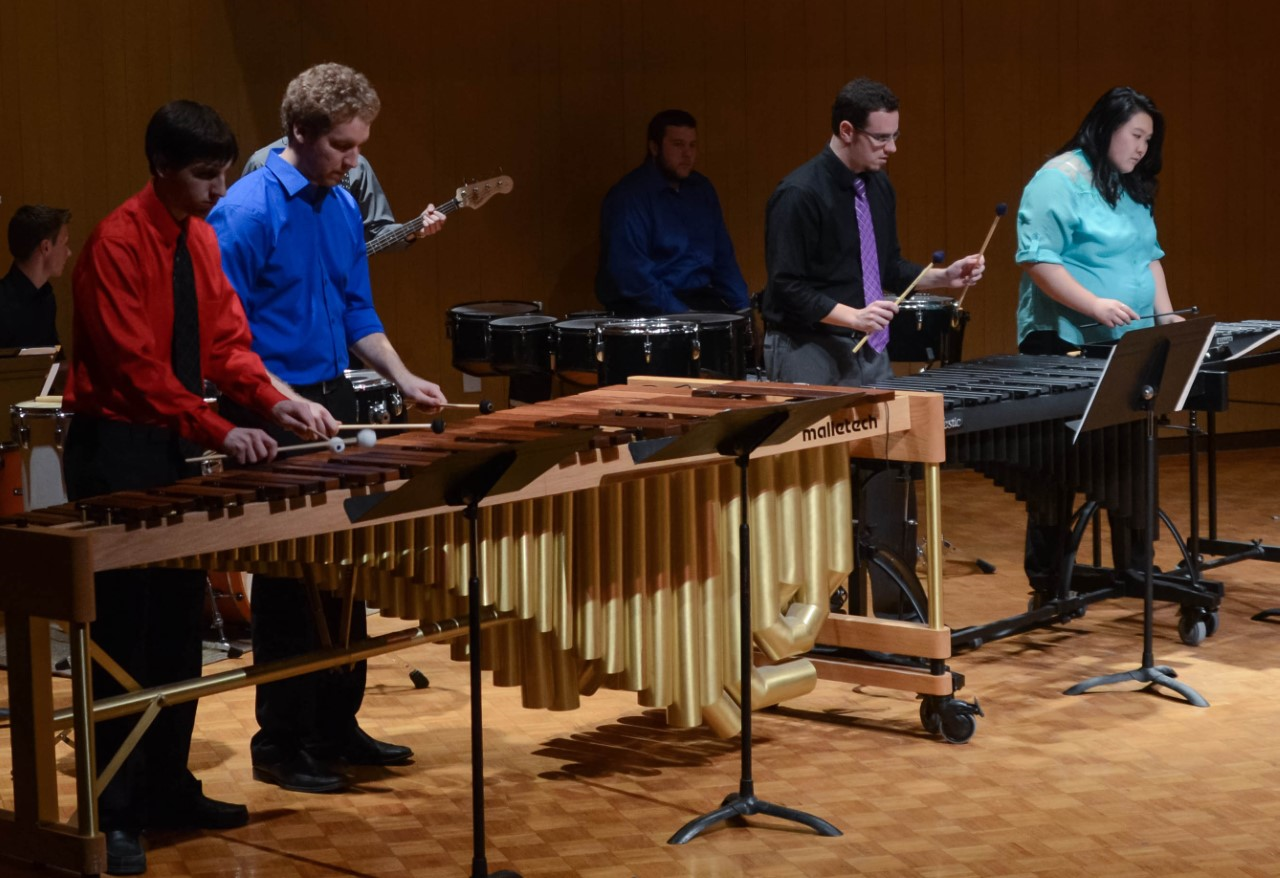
[{"left": 1015, "top": 150, "right": 1164, "bottom": 345}]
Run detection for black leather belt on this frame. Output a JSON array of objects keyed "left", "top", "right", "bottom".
[{"left": 293, "top": 375, "right": 351, "bottom": 396}]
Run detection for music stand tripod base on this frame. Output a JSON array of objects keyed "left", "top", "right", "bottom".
[{"left": 1062, "top": 319, "right": 1215, "bottom": 709}]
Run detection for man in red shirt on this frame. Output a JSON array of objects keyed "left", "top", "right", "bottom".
[{"left": 63, "top": 100, "right": 335, "bottom": 875}]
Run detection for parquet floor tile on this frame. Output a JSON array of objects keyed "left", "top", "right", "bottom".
[{"left": 3, "top": 447, "right": 1280, "bottom": 876}]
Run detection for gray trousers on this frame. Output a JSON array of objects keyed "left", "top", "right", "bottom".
[{"left": 763, "top": 328, "right": 893, "bottom": 386}]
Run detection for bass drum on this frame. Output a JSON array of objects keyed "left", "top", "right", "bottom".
[
  {"left": 597, "top": 318, "right": 700, "bottom": 386},
  {"left": 345, "top": 369, "right": 406, "bottom": 424},
  {"left": 887, "top": 294, "right": 968, "bottom": 366},
  {"left": 446, "top": 300, "right": 542, "bottom": 377},
  {"left": 662, "top": 311, "right": 747, "bottom": 380},
  {"left": 490, "top": 314, "right": 557, "bottom": 376}
]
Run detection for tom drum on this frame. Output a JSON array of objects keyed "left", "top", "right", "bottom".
[
  {"left": 597, "top": 319, "right": 700, "bottom": 386},
  {"left": 446, "top": 300, "right": 542, "bottom": 377},
  {"left": 887, "top": 294, "right": 968, "bottom": 365},
  {"left": 9, "top": 397, "right": 72, "bottom": 511}
]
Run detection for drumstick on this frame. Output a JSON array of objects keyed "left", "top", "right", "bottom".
[
  {"left": 851, "top": 251, "right": 943, "bottom": 355},
  {"left": 1078, "top": 305, "right": 1198, "bottom": 329},
  {"left": 184, "top": 431, "right": 376, "bottom": 464},
  {"left": 956, "top": 203, "right": 1005, "bottom": 308}
]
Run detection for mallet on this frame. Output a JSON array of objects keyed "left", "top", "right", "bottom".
[{"left": 852, "top": 250, "right": 944, "bottom": 355}]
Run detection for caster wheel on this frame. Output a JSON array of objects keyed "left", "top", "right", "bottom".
[
  {"left": 936, "top": 701, "right": 972, "bottom": 742},
  {"left": 1178, "top": 610, "right": 1207, "bottom": 647},
  {"left": 1204, "top": 611, "right": 1220, "bottom": 638},
  {"left": 919, "top": 698, "right": 942, "bottom": 734}
]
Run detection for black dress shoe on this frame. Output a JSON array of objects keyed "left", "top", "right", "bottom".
[
  {"left": 151, "top": 788, "right": 249, "bottom": 830},
  {"left": 253, "top": 750, "right": 347, "bottom": 793},
  {"left": 105, "top": 829, "right": 146, "bottom": 875},
  {"left": 333, "top": 726, "right": 414, "bottom": 766}
]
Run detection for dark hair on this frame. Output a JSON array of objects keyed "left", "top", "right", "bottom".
[
  {"left": 1058, "top": 86, "right": 1164, "bottom": 208},
  {"left": 646, "top": 109, "right": 697, "bottom": 151},
  {"left": 145, "top": 100, "right": 238, "bottom": 174},
  {"left": 8, "top": 205, "right": 72, "bottom": 261},
  {"left": 281, "top": 63, "right": 380, "bottom": 140},
  {"left": 831, "top": 78, "right": 899, "bottom": 134}
]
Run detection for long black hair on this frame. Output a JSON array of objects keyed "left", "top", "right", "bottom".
[{"left": 1058, "top": 86, "right": 1164, "bottom": 208}]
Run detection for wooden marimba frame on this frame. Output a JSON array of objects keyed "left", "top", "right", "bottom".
[{"left": 0, "top": 379, "right": 951, "bottom": 875}]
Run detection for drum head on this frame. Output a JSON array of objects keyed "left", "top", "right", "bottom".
[{"left": 448, "top": 300, "right": 541, "bottom": 319}]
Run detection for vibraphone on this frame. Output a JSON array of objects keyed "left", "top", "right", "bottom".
[
  {"left": 0, "top": 379, "right": 948, "bottom": 875},
  {"left": 864, "top": 354, "right": 1223, "bottom": 650}
]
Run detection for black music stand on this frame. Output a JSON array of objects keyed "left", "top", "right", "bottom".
[
  {"left": 645, "top": 391, "right": 858, "bottom": 845},
  {"left": 347, "top": 429, "right": 595, "bottom": 878},
  {"left": 1063, "top": 319, "right": 1215, "bottom": 707}
]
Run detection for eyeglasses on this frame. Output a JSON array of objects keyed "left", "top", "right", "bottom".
[{"left": 857, "top": 128, "right": 900, "bottom": 145}]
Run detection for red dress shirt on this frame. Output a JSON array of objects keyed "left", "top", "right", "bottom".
[{"left": 65, "top": 181, "right": 286, "bottom": 450}]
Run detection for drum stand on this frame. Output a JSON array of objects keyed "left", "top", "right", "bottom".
[
  {"left": 203, "top": 575, "right": 244, "bottom": 659},
  {"left": 1064, "top": 320, "right": 1214, "bottom": 707}
]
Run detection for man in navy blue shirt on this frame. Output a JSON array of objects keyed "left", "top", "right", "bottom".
[
  {"left": 209, "top": 62, "right": 446, "bottom": 794},
  {"left": 595, "top": 109, "right": 750, "bottom": 317}
]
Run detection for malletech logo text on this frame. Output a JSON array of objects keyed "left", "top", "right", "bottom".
[{"left": 802, "top": 412, "right": 879, "bottom": 442}]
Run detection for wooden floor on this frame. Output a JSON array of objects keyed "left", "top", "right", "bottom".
[{"left": 3, "top": 447, "right": 1280, "bottom": 878}]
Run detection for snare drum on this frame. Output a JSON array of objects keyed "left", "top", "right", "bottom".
[
  {"left": 345, "top": 369, "right": 406, "bottom": 424},
  {"left": 663, "top": 311, "right": 747, "bottom": 380},
  {"left": 490, "top": 314, "right": 557, "bottom": 375},
  {"left": 9, "top": 398, "right": 72, "bottom": 511},
  {"left": 887, "top": 294, "right": 968, "bottom": 365},
  {"left": 446, "top": 300, "right": 542, "bottom": 376},
  {"left": 597, "top": 318, "right": 700, "bottom": 386},
  {"left": 552, "top": 316, "right": 615, "bottom": 387}
]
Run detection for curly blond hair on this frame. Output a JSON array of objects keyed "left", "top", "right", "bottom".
[{"left": 280, "top": 62, "right": 381, "bottom": 139}]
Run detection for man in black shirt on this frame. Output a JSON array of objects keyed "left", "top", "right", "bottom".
[
  {"left": 0, "top": 205, "right": 72, "bottom": 348},
  {"left": 762, "top": 78, "right": 984, "bottom": 386}
]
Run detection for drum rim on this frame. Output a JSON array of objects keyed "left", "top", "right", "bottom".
[
  {"left": 555, "top": 316, "right": 616, "bottom": 330},
  {"left": 599, "top": 318, "right": 698, "bottom": 335},
  {"left": 490, "top": 314, "right": 559, "bottom": 328},
  {"left": 660, "top": 311, "right": 745, "bottom": 325},
  {"left": 447, "top": 300, "right": 542, "bottom": 318},
  {"left": 898, "top": 294, "right": 957, "bottom": 307}
]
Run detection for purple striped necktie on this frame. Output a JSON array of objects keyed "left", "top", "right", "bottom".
[{"left": 853, "top": 175, "right": 888, "bottom": 353}]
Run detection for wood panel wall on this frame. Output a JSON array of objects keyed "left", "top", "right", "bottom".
[{"left": 2, "top": 0, "right": 1276, "bottom": 431}]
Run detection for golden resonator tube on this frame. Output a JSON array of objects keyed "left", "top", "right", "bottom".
[{"left": 174, "top": 443, "right": 853, "bottom": 737}]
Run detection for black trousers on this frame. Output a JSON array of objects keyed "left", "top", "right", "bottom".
[
  {"left": 1018, "top": 335, "right": 1152, "bottom": 594},
  {"left": 63, "top": 417, "right": 206, "bottom": 832},
  {"left": 218, "top": 379, "right": 368, "bottom": 762}
]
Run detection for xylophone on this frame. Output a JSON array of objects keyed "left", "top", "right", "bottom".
[
  {"left": 0, "top": 379, "right": 948, "bottom": 875},
  {"left": 863, "top": 354, "right": 1223, "bottom": 650}
]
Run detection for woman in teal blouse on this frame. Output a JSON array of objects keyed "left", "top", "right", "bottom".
[
  {"left": 1016, "top": 86, "right": 1181, "bottom": 354},
  {"left": 1014, "top": 86, "right": 1176, "bottom": 598}
]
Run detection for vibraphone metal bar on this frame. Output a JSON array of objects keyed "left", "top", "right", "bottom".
[{"left": 0, "top": 380, "right": 946, "bottom": 876}]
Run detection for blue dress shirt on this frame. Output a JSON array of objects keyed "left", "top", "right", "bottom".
[
  {"left": 208, "top": 151, "right": 384, "bottom": 385},
  {"left": 595, "top": 160, "right": 750, "bottom": 316},
  {"left": 1016, "top": 149, "right": 1165, "bottom": 346}
]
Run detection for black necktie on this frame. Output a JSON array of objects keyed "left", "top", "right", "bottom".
[{"left": 171, "top": 229, "right": 202, "bottom": 396}]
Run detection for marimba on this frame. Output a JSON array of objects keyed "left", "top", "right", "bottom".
[{"left": 0, "top": 379, "right": 949, "bottom": 875}]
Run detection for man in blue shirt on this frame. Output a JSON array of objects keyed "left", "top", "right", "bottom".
[
  {"left": 595, "top": 109, "right": 750, "bottom": 317},
  {"left": 209, "top": 62, "right": 447, "bottom": 794}
]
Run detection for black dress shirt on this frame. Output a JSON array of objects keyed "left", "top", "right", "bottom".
[
  {"left": 0, "top": 262, "right": 59, "bottom": 348},
  {"left": 762, "top": 146, "right": 921, "bottom": 333}
]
